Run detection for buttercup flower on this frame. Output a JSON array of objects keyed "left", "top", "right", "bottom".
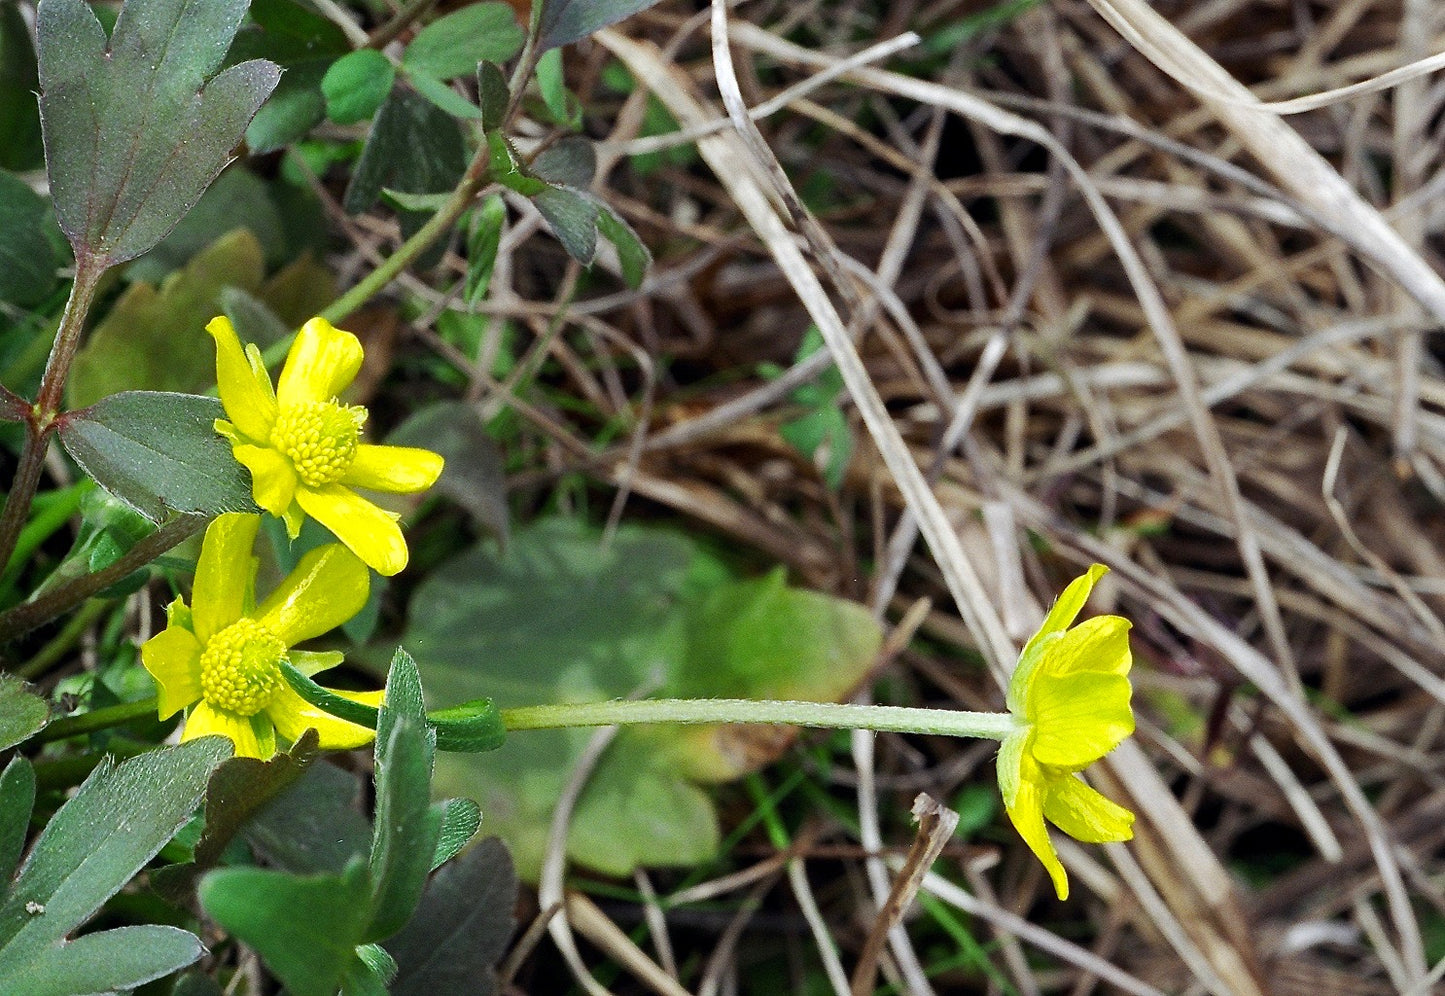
[
  {"left": 997, "top": 564, "right": 1136, "bottom": 900},
  {"left": 141, "top": 513, "right": 382, "bottom": 759},
  {"left": 209, "top": 315, "right": 444, "bottom": 576}
]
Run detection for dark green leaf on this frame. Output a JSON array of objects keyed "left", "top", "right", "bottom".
[
  {"left": 225, "top": 0, "right": 350, "bottom": 153},
  {"left": 0, "top": 5, "right": 43, "bottom": 171},
  {"left": 0, "top": 757, "right": 36, "bottom": 885},
  {"left": 533, "top": 136, "right": 596, "bottom": 188},
  {"left": 199, "top": 860, "right": 371, "bottom": 996},
  {"left": 431, "top": 798, "right": 481, "bottom": 871},
  {"left": 6, "top": 924, "right": 206, "bottom": 996},
  {"left": 464, "top": 196, "right": 507, "bottom": 305},
  {"left": 243, "top": 60, "right": 327, "bottom": 154},
  {"left": 244, "top": 761, "right": 371, "bottom": 875},
  {"left": 0, "top": 675, "right": 49, "bottom": 752},
  {"left": 386, "top": 838, "right": 517, "bottom": 996},
  {"left": 344, "top": 88, "right": 467, "bottom": 215},
  {"left": 36, "top": 0, "right": 281, "bottom": 264},
  {"left": 0, "top": 739, "right": 229, "bottom": 990},
  {"left": 402, "top": 4, "right": 524, "bottom": 80},
  {"left": 195, "top": 729, "right": 320, "bottom": 869},
  {"left": 535, "top": 185, "right": 599, "bottom": 265},
  {"left": 124, "top": 168, "right": 289, "bottom": 283},
  {"left": 366, "top": 648, "right": 443, "bottom": 942},
  {"left": 596, "top": 203, "right": 651, "bottom": 289},
  {"left": 476, "top": 62, "right": 508, "bottom": 132},
  {"left": 0, "top": 170, "right": 64, "bottom": 307},
  {"left": 389, "top": 401, "right": 509, "bottom": 543},
  {"left": 536, "top": 0, "right": 668, "bottom": 52},
  {"left": 57, "top": 392, "right": 261, "bottom": 521},
  {"left": 323, "top": 49, "right": 396, "bottom": 124}
]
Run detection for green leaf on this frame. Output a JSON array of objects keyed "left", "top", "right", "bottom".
[
  {"left": 69, "top": 229, "right": 267, "bottom": 406},
  {"left": 476, "top": 61, "right": 509, "bottom": 132},
  {"left": 535, "top": 185, "right": 599, "bottom": 265},
  {"left": 0, "top": 4, "right": 43, "bottom": 171},
  {"left": 0, "top": 170, "right": 64, "bottom": 307},
  {"left": 388, "top": 401, "right": 509, "bottom": 543},
  {"left": 366, "top": 648, "right": 443, "bottom": 942},
  {"left": 385, "top": 837, "right": 517, "bottom": 996},
  {"left": 323, "top": 49, "right": 396, "bottom": 125},
  {"left": 7, "top": 925, "right": 207, "bottom": 996},
  {"left": 485, "top": 130, "right": 546, "bottom": 196},
  {"left": 405, "top": 520, "right": 882, "bottom": 879},
  {"left": 225, "top": 0, "right": 350, "bottom": 153},
  {"left": 125, "top": 168, "right": 289, "bottom": 283},
  {"left": 532, "top": 136, "right": 596, "bottom": 188},
  {"left": 464, "top": 195, "right": 507, "bottom": 305},
  {"left": 405, "top": 70, "right": 483, "bottom": 120},
  {"left": 242, "top": 760, "right": 372, "bottom": 875},
  {"left": 199, "top": 860, "right": 372, "bottom": 996},
  {"left": 430, "top": 798, "right": 481, "bottom": 871},
  {"left": 28, "top": 486, "right": 158, "bottom": 605},
  {"left": 346, "top": 943, "right": 398, "bottom": 996},
  {"left": 402, "top": 4, "right": 524, "bottom": 80},
  {"left": 534, "top": 48, "right": 580, "bottom": 128},
  {"left": 596, "top": 203, "right": 651, "bottom": 289},
  {"left": 536, "top": 0, "right": 668, "bottom": 52},
  {"left": 0, "top": 757, "right": 36, "bottom": 885},
  {"left": 344, "top": 88, "right": 467, "bottom": 215},
  {"left": 56, "top": 392, "right": 261, "bottom": 521},
  {"left": 0, "top": 739, "right": 229, "bottom": 992},
  {"left": 0, "top": 675, "right": 49, "bottom": 752},
  {"left": 36, "top": 0, "right": 280, "bottom": 264}
]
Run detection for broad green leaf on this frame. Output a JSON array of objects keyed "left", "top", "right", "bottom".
[
  {"left": 431, "top": 798, "right": 481, "bottom": 871},
  {"left": 57, "top": 392, "right": 260, "bottom": 521},
  {"left": 125, "top": 168, "right": 288, "bottom": 283},
  {"left": 0, "top": 739, "right": 229, "bottom": 990},
  {"left": 229, "top": 0, "right": 350, "bottom": 153},
  {"left": 243, "top": 760, "right": 372, "bottom": 875},
  {"left": 389, "top": 401, "right": 509, "bottom": 543},
  {"left": 8, "top": 925, "right": 206, "bottom": 996},
  {"left": 36, "top": 0, "right": 280, "bottom": 264},
  {"left": 0, "top": 757, "right": 36, "bottom": 884},
  {"left": 0, "top": 675, "right": 49, "bottom": 752},
  {"left": 385, "top": 838, "right": 517, "bottom": 996},
  {"left": 536, "top": 0, "right": 669, "bottom": 52},
  {"left": 196, "top": 729, "right": 320, "bottom": 870},
  {"left": 476, "top": 62, "right": 509, "bottom": 132},
  {"left": 402, "top": 4, "right": 524, "bottom": 80},
  {"left": 533, "top": 137, "right": 596, "bottom": 189},
  {"left": 596, "top": 203, "right": 651, "bottom": 289},
  {"left": 0, "top": 5, "right": 43, "bottom": 171},
  {"left": 405, "top": 70, "right": 483, "bottom": 120},
  {"left": 344, "top": 89, "right": 467, "bottom": 216},
  {"left": 366, "top": 648, "right": 443, "bottom": 942},
  {"left": 323, "top": 49, "right": 396, "bottom": 125},
  {"left": 406, "top": 519, "right": 879, "bottom": 878},
  {"left": 199, "top": 860, "right": 372, "bottom": 996},
  {"left": 0, "top": 170, "right": 64, "bottom": 307},
  {"left": 69, "top": 229, "right": 266, "bottom": 406},
  {"left": 464, "top": 196, "right": 507, "bottom": 306},
  {"left": 535, "top": 186, "right": 599, "bottom": 265}
]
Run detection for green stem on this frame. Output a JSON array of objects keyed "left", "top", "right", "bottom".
[
  {"left": 0, "top": 513, "right": 207, "bottom": 646},
  {"left": 35, "top": 696, "right": 159, "bottom": 744},
  {"left": 0, "top": 255, "right": 107, "bottom": 574},
  {"left": 316, "top": 143, "right": 494, "bottom": 330},
  {"left": 500, "top": 699, "right": 1019, "bottom": 741}
]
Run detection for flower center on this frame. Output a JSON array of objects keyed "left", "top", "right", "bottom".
[
  {"left": 270, "top": 400, "right": 366, "bottom": 487},
  {"left": 198, "top": 618, "right": 288, "bottom": 716}
]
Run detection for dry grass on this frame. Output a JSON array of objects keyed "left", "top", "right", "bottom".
[{"left": 353, "top": 1, "right": 1445, "bottom": 992}]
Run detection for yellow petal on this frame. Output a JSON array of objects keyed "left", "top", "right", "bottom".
[
  {"left": 183, "top": 702, "right": 275, "bottom": 759},
  {"left": 1029, "top": 672, "right": 1134, "bottom": 769},
  {"left": 232, "top": 443, "right": 298, "bottom": 519},
  {"left": 191, "top": 513, "right": 260, "bottom": 642},
  {"left": 342, "top": 444, "right": 445, "bottom": 494},
  {"left": 267, "top": 683, "right": 383, "bottom": 750},
  {"left": 295, "top": 484, "right": 408, "bottom": 576},
  {"left": 208, "top": 316, "right": 277, "bottom": 441},
  {"left": 1002, "top": 748, "right": 1069, "bottom": 900},
  {"left": 140, "top": 625, "right": 203, "bottom": 720},
  {"left": 1038, "top": 615, "right": 1132, "bottom": 680},
  {"left": 277, "top": 317, "right": 364, "bottom": 408},
  {"left": 1043, "top": 774, "right": 1135, "bottom": 844},
  {"left": 255, "top": 543, "right": 370, "bottom": 646}
]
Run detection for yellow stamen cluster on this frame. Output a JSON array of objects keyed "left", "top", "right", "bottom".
[
  {"left": 198, "top": 618, "right": 288, "bottom": 716},
  {"left": 270, "top": 400, "right": 366, "bottom": 487}
]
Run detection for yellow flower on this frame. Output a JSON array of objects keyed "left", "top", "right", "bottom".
[
  {"left": 141, "top": 513, "right": 382, "bottom": 759},
  {"left": 997, "top": 564, "right": 1136, "bottom": 900},
  {"left": 209, "top": 315, "right": 444, "bottom": 576}
]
